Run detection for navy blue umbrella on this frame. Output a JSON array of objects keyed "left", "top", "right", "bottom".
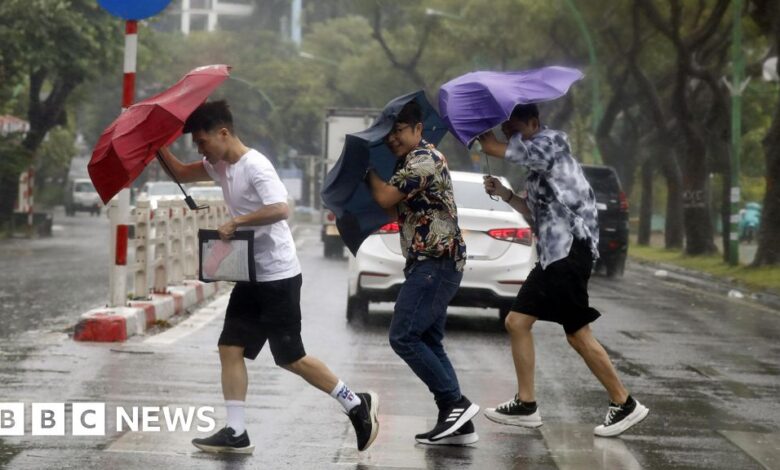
[{"left": 321, "top": 90, "right": 448, "bottom": 256}]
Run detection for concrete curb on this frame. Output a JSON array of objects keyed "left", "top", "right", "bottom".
[
  {"left": 629, "top": 258, "right": 780, "bottom": 311},
  {"left": 73, "top": 281, "right": 221, "bottom": 342}
]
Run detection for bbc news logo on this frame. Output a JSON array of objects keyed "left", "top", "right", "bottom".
[{"left": 0, "top": 403, "right": 216, "bottom": 436}]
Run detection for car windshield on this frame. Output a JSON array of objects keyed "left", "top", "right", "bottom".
[
  {"left": 148, "top": 182, "right": 180, "bottom": 196},
  {"left": 453, "top": 180, "right": 513, "bottom": 212},
  {"left": 74, "top": 182, "right": 95, "bottom": 193}
]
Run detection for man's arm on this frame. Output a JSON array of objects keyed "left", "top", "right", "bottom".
[
  {"left": 216, "top": 202, "right": 289, "bottom": 240},
  {"left": 479, "top": 131, "right": 555, "bottom": 174},
  {"left": 484, "top": 176, "right": 534, "bottom": 228},
  {"left": 366, "top": 169, "right": 406, "bottom": 210},
  {"left": 158, "top": 147, "right": 212, "bottom": 183}
]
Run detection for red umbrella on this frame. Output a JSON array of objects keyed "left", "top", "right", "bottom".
[{"left": 88, "top": 64, "right": 231, "bottom": 204}]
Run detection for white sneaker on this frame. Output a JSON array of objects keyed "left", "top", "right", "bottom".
[{"left": 593, "top": 397, "right": 649, "bottom": 437}]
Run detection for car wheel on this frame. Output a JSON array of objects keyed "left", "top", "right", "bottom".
[
  {"left": 606, "top": 257, "right": 625, "bottom": 278},
  {"left": 346, "top": 293, "right": 369, "bottom": 323}
]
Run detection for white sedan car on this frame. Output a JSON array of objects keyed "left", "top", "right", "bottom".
[{"left": 346, "top": 171, "right": 535, "bottom": 322}]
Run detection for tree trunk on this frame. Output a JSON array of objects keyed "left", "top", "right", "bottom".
[
  {"left": 0, "top": 171, "right": 19, "bottom": 224},
  {"left": 638, "top": 158, "right": 653, "bottom": 245},
  {"left": 753, "top": 90, "right": 780, "bottom": 265},
  {"left": 753, "top": 4, "right": 780, "bottom": 266}
]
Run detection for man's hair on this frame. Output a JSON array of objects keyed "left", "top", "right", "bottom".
[
  {"left": 510, "top": 103, "right": 540, "bottom": 123},
  {"left": 183, "top": 100, "right": 234, "bottom": 134},
  {"left": 395, "top": 101, "right": 423, "bottom": 126}
]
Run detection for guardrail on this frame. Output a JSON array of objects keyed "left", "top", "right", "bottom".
[{"left": 128, "top": 199, "right": 231, "bottom": 299}]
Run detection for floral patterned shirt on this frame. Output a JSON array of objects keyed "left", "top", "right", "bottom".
[
  {"left": 388, "top": 140, "right": 467, "bottom": 271},
  {"left": 505, "top": 128, "right": 599, "bottom": 269}
]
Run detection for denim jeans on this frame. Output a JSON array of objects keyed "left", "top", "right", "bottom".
[{"left": 389, "top": 257, "right": 463, "bottom": 407}]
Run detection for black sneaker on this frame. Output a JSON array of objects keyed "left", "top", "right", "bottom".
[
  {"left": 415, "top": 419, "right": 479, "bottom": 446},
  {"left": 192, "top": 426, "right": 255, "bottom": 454},
  {"left": 347, "top": 391, "right": 379, "bottom": 451},
  {"left": 484, "top": 394, "right": 542, "bottom": 428},
  {"left": 414, "top": 395, "right": 479, "bottom": 443},
  {"left": 593, "top": 395, "right": 649, "bottom": 437}
]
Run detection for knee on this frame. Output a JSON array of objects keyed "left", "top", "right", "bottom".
[
  {"left": 389, "top": 331, "right": 413, "bottom": 356},
  {"left": 281, "top": 356, "right": 306, "bottom": 373},
  {"left": 566, "top": 329, "right": 591, "bottom": 353},
  {"left": 219, "top": 345, "right": 244, "bottom": 365},
  {"left": 505, "top": 312, "right": 533, "bottom": 335}
]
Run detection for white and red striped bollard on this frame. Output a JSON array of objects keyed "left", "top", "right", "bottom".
[{"left": 109, "top": 20, "right": 137, "bottom": 307}]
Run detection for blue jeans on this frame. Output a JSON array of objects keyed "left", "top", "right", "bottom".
[{"left": 389, "top": 257, "right": 463, "bottom": 407}]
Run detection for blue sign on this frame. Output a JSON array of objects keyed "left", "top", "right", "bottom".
[{"left": 98, "top": 0, "right": 173, "bottom": 20}]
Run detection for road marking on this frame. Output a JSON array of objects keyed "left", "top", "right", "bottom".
[
  {"left": 720, "top": 430, "right": 780, "bottom": 469},
  {"left": 540, "top": 423, "right": 642, "bottom": 470},
  {"left": 144, "top": 295, "right": 229, "bottom": 345}
]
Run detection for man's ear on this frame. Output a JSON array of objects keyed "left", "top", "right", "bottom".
[{"left": 415, "top": 122, "right": 424, "bottom": 134}]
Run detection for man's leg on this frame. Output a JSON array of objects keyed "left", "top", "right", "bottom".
[
  {"left": 565, "top": 324, "right": 627, "bottom": 404},
  {"left": 505, "top": 312, "right": 537, "bottom": 402},
  {"left": 192, "top": 345, "right": 255, "bottom": 453},
  {"left": 567, "top": 324, "right": 650, "bottom": 437},
  {"left": 282, "top": 355, "right": 338, "bottom": 393},
  {"left": 484, "top": 311, "right": 542, "bottom": 428},
  {"left": 281, "top": 356, "right": 379, "bottom": 451},
  {"left": 220, "top": 345, "right": 248, "bottom": 400}
]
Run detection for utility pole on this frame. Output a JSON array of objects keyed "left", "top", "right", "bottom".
[{"left": 725, "top": 0, "right": 748, "bottom": 266}]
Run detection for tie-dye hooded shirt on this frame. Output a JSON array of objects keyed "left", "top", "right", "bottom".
[
  {"left": 505, "top": 128, "right": 599, "bottom": 269},
  {"left": 388, "top": 139, "right": 467, "bottom": 272}
]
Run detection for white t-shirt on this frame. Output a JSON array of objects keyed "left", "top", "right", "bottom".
[{"left": 202, "top": 149, "right": 301, "bottom": 282}]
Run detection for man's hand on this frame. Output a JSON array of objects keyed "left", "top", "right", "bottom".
[
  {"left": 483, "top": 175, "right": 511, "bottom": 201},
  {"left": 477, "top": 131, "right": 507, "bottom": 158},
  {"left": 217, "top": 219, "right": 238, "bottom": 241}
]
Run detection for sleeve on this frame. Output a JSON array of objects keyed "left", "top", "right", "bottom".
[
  {"left": 250, "top": 160, "right": 288, "bottom": 206},
  {"left": 505, "top": 132, "right": 556, "bottom": 174},
  {"left": 388, "top": 151, "right": 437, "bottom": 198},
  {"left": 201, "top": 157, "right": 221, "bottom": 183}
]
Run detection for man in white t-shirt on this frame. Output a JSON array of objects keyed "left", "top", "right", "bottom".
[{"left": 158, "top": 100, "right": 378, "bottom": 454}]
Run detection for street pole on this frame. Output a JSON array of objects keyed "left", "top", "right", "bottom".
[
  {"left": 728, "top": 0, "right": 745, "bottom": 266},
  {"left": 563, "top": 0, "right": 602, "bottom": 164},
  {"left": 109, "top": 19, "right": 137, "bottom": 306}
]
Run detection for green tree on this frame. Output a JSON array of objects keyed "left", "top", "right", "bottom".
[{"left": 0, "top": 0, "right": 118, "bottom": 222}]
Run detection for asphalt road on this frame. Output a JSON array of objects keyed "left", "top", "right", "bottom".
[{"left": 0, "top": 221, "right": 778, "bottom": 469}]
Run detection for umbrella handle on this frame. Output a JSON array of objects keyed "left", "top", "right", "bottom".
[{"left": 155, "top": 151, "right": 209, "bottom": 211}]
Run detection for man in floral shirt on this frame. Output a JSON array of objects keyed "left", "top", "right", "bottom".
[
  {"left": 478, "top": 103, "right": 649, "bottom": 438},
  {"left": 365, "top": 101, "right": 479, "bottom": 446}
]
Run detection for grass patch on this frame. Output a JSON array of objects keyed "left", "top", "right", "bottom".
[{"left": 629, "top": 243, "right": 780, "bottom": 292}]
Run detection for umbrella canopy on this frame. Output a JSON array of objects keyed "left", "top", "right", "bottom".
[
  {"left": 321, "top": 90, "right": 447, "bottom": 256},
  {"left": 88, "top": 64, "right": 231, "bottom": 204},
  {"left": 439, "top": 66, "right": 584, "bottom": 147}
]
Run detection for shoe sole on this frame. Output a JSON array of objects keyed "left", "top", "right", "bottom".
[
  {"left": 192, "top": 442, "right": 256, "bottom": 454},
  {"left": 593, "top": 404, "right": 649, "bottom": 437},
  {"left": 483, "top": 408, "right": 543, "bottom": 428},
  {"left": 416, "top": 432, "right": 479, "bottom": 446},
  {"left": 360, "top": 391, "right": 380, "bottom": 451},
  {"left": 431, "top": 403, "right": 480, "bottom": 441}
]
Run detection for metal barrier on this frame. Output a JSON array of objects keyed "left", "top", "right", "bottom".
[{"left": 129, "top": 199, "right": 230, "bottom": 300}]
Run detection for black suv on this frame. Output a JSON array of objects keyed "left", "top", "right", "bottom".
[{"left": 581, "top": 165, "right": 629, "bottom": 277}]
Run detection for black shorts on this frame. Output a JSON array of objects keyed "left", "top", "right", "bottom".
[
  {"left": 218, "top": 274, "right": 306, "bottom": 364},
  {"left": 510, "top": 238, "right": 601, "bottom": 334}
]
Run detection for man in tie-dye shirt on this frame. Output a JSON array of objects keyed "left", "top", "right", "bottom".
[{"left": 477, "top": 103, "right": 649, "bottom": 438}]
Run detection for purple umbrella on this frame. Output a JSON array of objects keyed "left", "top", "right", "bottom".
[{"left": 439, "top": 66, "right": 584, "bottom": 146}]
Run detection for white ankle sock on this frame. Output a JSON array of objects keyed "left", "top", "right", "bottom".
[
  {"left": 225, "top": 400, "right": 246, "bottom": 435},
  {"left": 330, "top": 380, "right": 362, "bottom": 412}
]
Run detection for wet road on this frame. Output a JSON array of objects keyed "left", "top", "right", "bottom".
[
  {"left": 0, "top": 207, "right": 109, "bottom": 339},
  {"left": 0, "top": 223, "right": 779, "bottom": 469}
]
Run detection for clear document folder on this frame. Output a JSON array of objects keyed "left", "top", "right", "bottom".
[{"left": 198, "top": 229, "right": 256, "bottom": 282}]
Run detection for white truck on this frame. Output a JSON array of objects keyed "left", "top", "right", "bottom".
[{"left": 321, "top": 108, "right": 380, "bottom": 258}]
